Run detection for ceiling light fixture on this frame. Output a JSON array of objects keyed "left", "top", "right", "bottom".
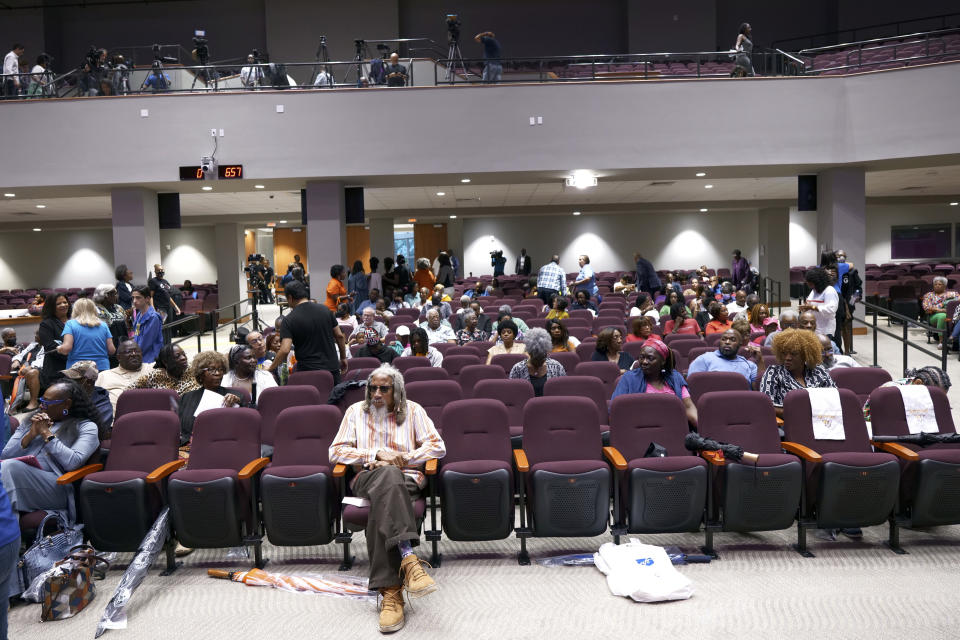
[
  {"left": 202, "top": 186, "right": 213, "bottom": 191},
  {"left": 254, "top": 184, "right": 265, "bottom": 189},
  {"left": 279, "top": 219, "right": 287, "bottom": 223},
  {"left": 35, "top": 204, "right": 46, "bottom": 208},
  {"left": 460, "top": 178, "right": 471, "bottom": 183},
  {"left": 32, "top": 227, "right": 41, "bottom": 232},
  {"left": 704, "top": 184, "right": 713, "bottom": 189},
  {"left": 572, "top": 211, "right": 582, "bottom": 216},
  {"left": 407, "top": 218, "right": 417, "bottom": 223},
  {"left": 951, "top": 202, "right": 959, "bottom": 206},
  {"left": 3, "top": 193, "right": 14, "bottom": 197},
  {"left": 695, "top": 172, "right": 706, "bottom": 177},
  {"left": 700, "top": 208, "right": 708, "bottom": 212},
  {"left": 449, "top": 215, "right": 457, "bottom": 219},
  {"left": 565, "top": 170, "right": 598, "bottom": 190},
  {"left": 436, "top": 191, "right": 445, "bottom": 196},
  {"left": 266, "top": 222, "right": 276, "bottom": 227}
]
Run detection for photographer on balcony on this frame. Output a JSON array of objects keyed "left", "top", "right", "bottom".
[
  {"left": 385, "top": 52, "right": 408, "bottom": 87},
  {"left": 474, "top": 31, "right": 502, "bottom": 83}
]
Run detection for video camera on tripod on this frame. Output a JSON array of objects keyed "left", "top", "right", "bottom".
[
  {"left": 192, "top": 29, "right": 210, "bottom": 65},
  {"left": 446, "top": 14, "right": 461, "bottom": 44},
  {"left": 151, "top": 43, "right": 178, "bottom": 65}
]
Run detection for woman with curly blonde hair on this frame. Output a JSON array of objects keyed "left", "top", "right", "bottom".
[{"left": 759, "top": 328, "right": 835, "bottom": 417}]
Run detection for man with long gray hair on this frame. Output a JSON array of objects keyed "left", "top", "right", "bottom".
[{"left": 329, "top": 365, "right": 446, "bottom": 633}]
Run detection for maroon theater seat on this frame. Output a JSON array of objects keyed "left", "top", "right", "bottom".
[
  {"left": 405, "top": 380, "right": 462, "bottom": 431},
  {"left": 115, "top": 388, "right": 179, "bottom": 418},
  {"left": 287, "top": 370, "right": 335, "bottom": 401},
  {"left": 829, "top": 367, "right": 893, "bottom": 407},
  {"left": 457, "top": 364, "right": 506, "bottom": 398},
  {"left": 256, "top": 385, "right": 322, "bottom": 455},
  {"left": 473, "top": 379, "right": 534, "bottom": 446},
  {"left": 687, "top": 371, "right": 750, "bottom": 406},
  {"left": 403, "top": 367, "right": 451, "bottom": 383}
]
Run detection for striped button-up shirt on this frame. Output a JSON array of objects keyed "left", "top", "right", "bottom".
[
  {"left": 329, "top": 399, "right": 446, "bottom": 488},
  {"left": 537, "top": 261, "right": 566, "bottom": 292}
]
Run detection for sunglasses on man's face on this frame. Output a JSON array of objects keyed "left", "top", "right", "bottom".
[{"left": 370, "top": 385, "right": 393, "bottom": 394}]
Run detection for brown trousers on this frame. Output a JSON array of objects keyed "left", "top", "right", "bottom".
[{"left": 352, "top": 465, "right": 422, "bottom": 590}]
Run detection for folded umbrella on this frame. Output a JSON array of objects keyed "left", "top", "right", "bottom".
[{"left": 208, "top": 568, "right": 375, "bottom": 599}]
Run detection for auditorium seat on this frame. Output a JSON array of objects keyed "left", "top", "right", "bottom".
[
  {"left": 573, "top": 361, "right": 621, "bottom": 397},
  {"left": 457, "top": 364, "right": 506, "bottom": 398},
  {"left": 441, "top": 354, "right": 483, "bottom": 384},
  {"left": 347, "top": 357, "right": 382, "bottom": 372},
  {"left": 543, "top": 376, "right": 609, "bottom": 442},
  {"left": 828, "top": 367, "right": 892, "bottom": 407},
  {"left": 549, "top": 351, "right": 581, "bottom": 374},
  {"left": 256, "top": 385, "right": 322, "bottom": 456},
  {"left": 392, "top": 356, "right": 434, "bottom": 373},
  {"left": 473, "top": 379, "right": 534, "bottom": 447},
  {"left": 287, "top": 370, "right": 335, "bottom": 401},
  {"left": 490, "top": 353, "right": 527, "bottom": 375},
  {"left": 115, "top": 388, "right": 179, "bottom": 418},
  {"left": 687, "top": 371, "right": 750, "bottom": 406},
  {"left": 403, "top": 367, "right": 451, "bottom": 383},
  {"left": 406, "top": 380, "right": 462, "bottom": 430}
]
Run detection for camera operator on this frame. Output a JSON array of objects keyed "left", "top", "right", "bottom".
[
  {"left": 110, "top": 54, "right": 131, "bottom": 95},
  {"left": 384, "top": 52, "right": 407, "bottom": 87},
  {"left": 240, "top": 52, "right": 262, "bottom": 90},
  {"left": 77, "top": 60, "right": 101, "bottom": 96},
  {"left": 142, "top": 60, "right": 171, "bottom": 93},
  {"left": 245, "top": 255, "right": 271, "bottom": 304},
  {"left": 490, "top": 249, "right": 506, "bottom": 277},
  {"left": 474, "top": 31, "right": 502, "bottom": 83}
]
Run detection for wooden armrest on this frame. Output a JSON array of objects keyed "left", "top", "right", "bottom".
[
  {"left": 776, "top": 416, "right": 784, "bottom": 426},
  {"left": 602, "top": 446, "right": 627, "bottom": 471},
  {"left": 424, "top": 459, "right": 438, "bottom": 475},
  {"left": 238, "top": 457, "right": 271, "bottom": 480},
  {"left": 700, "top": 451, "right": 725, "bottom": 466},
  {"left": 513, "top": 449, "right": 529, "bottom": 473},
  {"left": 146, "top": 459, "right": 187, "bottom": 483},
  {"left": 333, "top": 463, "right": 348, "bottom": 478},
  {"left": 872, "top": 441, "right": 921, "bottom": 461},
  {"left": 57, "top": 463, "right": 103, "bottom": 485},
  {"left": 782, "top": 441, "right": 823, "bottom": 463}
]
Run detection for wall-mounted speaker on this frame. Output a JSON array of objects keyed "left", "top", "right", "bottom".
[
  {"left": 157, "top": 193, "right": 181, "bottom": 229},
  {"left": 798, "top": 175, "right": 817, "bottom": 211}
]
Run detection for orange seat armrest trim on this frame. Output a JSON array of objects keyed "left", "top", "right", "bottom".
[
  {"left": 513, "top": 449, "right": 529, "bottom": 473},
  {"left": 602, "top": 446, "right": 628, "bottom": 471},
  {"left": 333, "top": 463, "right": 348, "bottom": 478},
  {"left": 238, "top": 457, "right": 271, "bottom": 480},
  {"left": 781, "top": 441, "right": 823, "bottom": 463},
  {"left": 424, "top": 458, "right": 438, "bottom": 475},
  {"left": 872, "top": 441, "right": 921, "bottom": 461},
  {"left": 146, "top": 459, "right": 187, "bottom": 483},
  {"left": 57, "top": 463, "right": 103, "bottom": 485}
]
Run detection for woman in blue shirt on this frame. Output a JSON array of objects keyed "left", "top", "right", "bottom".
[
  {"left": 56, "top": 298, "right": 115, "bottom": 372},
  {"left": 572, "top": 254, "right": 599, "bottom": 298}
]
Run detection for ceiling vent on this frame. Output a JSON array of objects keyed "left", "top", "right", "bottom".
[
  {"left": 648, "top": 181, "right": 676, "bottom": 187},
  {"left": 11, "top": 211, "right": 37, "bottom": 216},
  {"left": 899, "top": 186, "right": 925, "bottom": 191}
]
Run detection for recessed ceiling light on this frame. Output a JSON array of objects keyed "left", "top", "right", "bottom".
[
  {"left": 3, "top": 193, "right": 14, "bottom": 197},
  {"left": 572, "top": 211, "right": 581, "bottom": 216},
  {"left": 202, "top": 186, "right": 213, "bottom": 191},
  {"left": 695, "top": 172, "right": 706, "bottom": 177},
  {"left": 565, "top": 171, "right": 597, "bottom": 190},
  {"left": 254, "top": 185, "right": 265, "bottom": 189},
  {"left": 32, "top": 227, "right": 41, "bottom": 232},
  {"left": 449, "top": 215, "right": 457, "bottom": 219},
  {"left": 460, "top": 178, "right": 471, "bottom": 183},
  {"left": 279, "top": 219, "right": 287, "bottom": 223},
  {"left": 704, "top": 184, "right": 713, "bottom": 189},
  {"left": 266, "top": 222, "right": 276, "bottom": 227},
  {"left": 436, "top": 191, "right": 445, "bottom": 196},
  {"left": 951, "top": 202, "right": 959, "bottom": 206},
  {"left": 35, "top": 204, "right": 46, "bottom": 208},
  {"left": 407, "top": 218, "right": 417, "bottom": 223},
  {"left": 700, "top": 208, "right": 708, "bottom": 212}
]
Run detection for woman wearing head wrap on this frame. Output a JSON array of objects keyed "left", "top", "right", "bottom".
[{"left": 611, "top": 337, "right": 698, "bottom": 428}]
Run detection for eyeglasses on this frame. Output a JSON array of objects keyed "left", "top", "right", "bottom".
[
  {"left": 369, "top": 385, "right": 393, "bottom": 394},
  {"left": 38, "top": 397, "right": 64, "bottom": 407},
  {"left": 201, "top": 367, "right": 225, "bottom": 375}
]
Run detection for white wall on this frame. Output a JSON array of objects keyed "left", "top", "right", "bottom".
[
  {"left": 0, "top": 226, "right": 218, "bottom": 289},
  {"left": 789, "top": 208, "right": 818, "bottom": 267},
  {"left": 866, "top": 203, "right": 959, "bottom": 265},
  {"left": 462, "top": 210, "right": 759, "bottom": 277}
]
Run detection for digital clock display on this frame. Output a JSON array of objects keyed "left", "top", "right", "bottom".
[
  {"left": 218, "top": 165, "right": 243, "bottom": 179},
  {"left": 179, "top": 166, "right": 205, "bottom": 180}
]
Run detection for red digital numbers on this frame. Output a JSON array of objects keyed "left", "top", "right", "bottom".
[
  {"left": 196, "top": 167, "right": 204, "bottom": 179},
  {"left": 218, "top": 165, "right": 243, "bottom": 179}
]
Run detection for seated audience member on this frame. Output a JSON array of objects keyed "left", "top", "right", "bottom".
[
  {"left": 357, "top": 288, "right": 380, "bottom": 315},
  {"left": 57, "top": 298, "right": 116, "bottom": 373},
  {"left": 0, "top": 329, "right": 18, "bottom": 356},
  {"left": 921, "top": 276, "right": 959, "bottom": 349},
  {"left": 180, "top": 280, "right": 196, "bottom": 299},
  {"left": 11, "top": 331, "right": 44, "bottom": 411},
  {"left": 817, "top": 334, "right": 858, "bottom": 370},
  {"left": 222, "top": 344, "right": 278, "bottom": 400},
  {"left": 350, "top": 307, "right": 388, "bottom": 345},
  {"left": 718, "top": 282, "right": 735, "bottom": 304},
  {"left": 389, "top": 291, "right": 410, "bottom": 313},
  {"left": 757, "top": 316, "right": 779, "bottom": 345},
  {"left": 390, "top": 325, "right": 412, "bottom": 355},
  {"left": 486, "top": 320, "right": 526, "bottom": 364},
  {"left": 492, "top": 306, "right": 529, "bottom": 334},
  {"left": 547, "top": 318, "right": 579, "bottom": 352},
  {"left": 131, "top": 285, "right": 163, "bottom": 364},
  {"left": 328, "top": 365, "right": 445, "bottom": 632},
  {"left": 466, "top": 281, "right": 486, "bottom": 299},
  {"left": 666, "top": 303, "right": 701, "bottom": 336},
  {"left": 692, "top": 292, "right": 714, "bottom": 331},
  {"left": 629, "top": 293, "right": 660, "bottom": 325},
  {"left": 659, "top": 291, "right": 686, "bottom": 319},
  {"left": 733, "top": 294, "right": 761, "bottom": 323},
  {"left": 96, "top": 339, "right": 151, "bottom": 414},
  {"left": 765, "top": 309, "right": 799, "bottom": 347},
  {"left": 611, "top": 337, "right": 697, "bottom": 428},
  {"left": 336, "top": 303, "right": 359, "bottom": 331},
  {"left": 93, "top": 284, "right": 128, "bottom": 356},
  {"left": 413, "top": 258, "right": 436, "bottom": 292},
  {"left": 726, "top": 289, "right": 748, "bottom": 316},
  {"left": 747, "top": 303, "right": 770, "bottom": 334},
  {"left": 705, "top": 301, "right": 733, "bottom": 335},
  {"left": 508, "top": 328, "right": 565, "bottom": 397},
  {"left": 449, "top": 297, "right": 471, "bottom": 332},
  {"left": 682, "top": 277, "right": 701, "bottom": 298},
  {"left": 613, "top": 274, "right": 637, "bottom": 294},
  {"left": 491, "top": 313, "right": 525, "bottom": 342},
  {"left": 485, "top": 277, "right": 503, "bottom": 298},
  {"left": 411, "top": 287, "right": 430, "bottom": 310},
  {"left": 266, "top": 332, "right": 283, "bottom": 355},
  {"left": 421, "top": 293, "right": 453, "bottom": 320},
  {"left": 401, "top": 327, "right": 443, "bottom": 367},
  {"left": 687, "top": 329, "right": 765, "bottom": 389},
  {"left": 421, "top": 309, "right": 457, "bottom": 344},
  {"left": 470, "top": 301, "right": 493, "bottom": 334},
  {"left": 545, "top": 295, "right": 570, "bottom": 321},
  {"left": 134, "top": 344, "right": 199, "bottom": 395},
  {"left": 592, "top": 326, "right": 635, "bottom": 373},
  {"left": 61, "top": 360, "right": 114, "bottom": 433},
  {"left": 863, "top": 365, "right": 952, "bottom": 421},
  {"left": 245, "top": 331, "right": 275, "bottom": 369},
  {"left": 375, "top": 298, "right": 394, "bottom": 323},
  {"left": 39, "top": 293, "right": 71, "bottom": 387},
  {"left": 432, "top": 284, "right": 453, "bottom": 303},
  {"left": 1, "top": 379, "right": 102, "bottom": 517},
  {"left": 570, "top": 291, "right": 598, "bottom": 317},
  {"left": 662, "top": 272, "right": 682, "bottom": 297},
  {"left": 759, "top": 328, "right": 835, "bottom": 418},
  {"left": 731, "top": 316, "right": 752, "bottom": 346},
  {"left": 358, "top": 331, "right": 399, "bottom": 364},
  {"left": 799, "top": 266, "right": 839, "bottom": 342},
  {"left": 178, "top": 351, "right": 243, "bottom": 446},
  {"left": 626, "top": 316, "right": 655, "bottom": 343},
  {"left": 28, "top": 293, "right": 45, "bottom": 316},
  {"left": 456, "top": 311, "right": 488, "bottom": 345},
  {"left": 798, "top": 309, "right": 842, "bottom": 354},
  {"left": 948, "top": 303, "right": 960, "bottom": 351},
  {"left": 707, "top": 274, "right": 721, "bottom": 295}
]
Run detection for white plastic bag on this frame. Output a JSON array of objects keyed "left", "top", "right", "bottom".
[{"left": 593, "top": 539, "right": 693, "bottom": 603}]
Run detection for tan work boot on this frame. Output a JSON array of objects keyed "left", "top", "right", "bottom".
[
  {"left": 378, "top": 586, "right": 405, "bottom": 633},
  {"left": 399, "top": 554, "right": 437, "bottom": 599}
]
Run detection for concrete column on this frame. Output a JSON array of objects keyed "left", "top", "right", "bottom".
[
  {"left": 446, "top": 218, "right": 464, "bottom": 279},
  {"left": 368, "top": 217, "right": 394, "bottom": 268},
  {"left": 111, "top": 187, "right": 161, "bottom": 285},
  {"left": 758, "top": 207, "right": 790, "bottom": 305},
  {"left": 304, "top": 181, "right": 346, "bottom": 273},
  {"left": 214, "top": 222, "right": 246, "bottom": 320},
  {"left": 817, "top": 168, "right": 866, "bottom": 273}
]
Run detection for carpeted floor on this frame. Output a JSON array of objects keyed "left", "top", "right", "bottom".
[{"left": 10, "top": 520, "right": 960, "bottom": 639}]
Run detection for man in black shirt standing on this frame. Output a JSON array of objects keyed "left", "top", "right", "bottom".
[
  {"left": 384, "top": 53, "right": 407, "bottom": 87},
  {"left": 268, "top": 281, "right": 347, "bottom": 384},
  {"left": 148, "top": 263, "right": 180, "bottom": 323}
]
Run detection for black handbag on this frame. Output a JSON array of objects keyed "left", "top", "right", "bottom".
[{"left": 14, "top": 511, "right": 84, "bottom": 600}]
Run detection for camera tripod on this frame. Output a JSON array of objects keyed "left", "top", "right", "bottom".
[
  {"left": 343, "top": 39, "right": 370, "bottom": 87},
  {"left": 445, "top": 36, "right": 468, "bottom": 83},
  {"left": 190, "top": 51, "right": 218, "bottom": 91},
  {"left": 310, "top": 36, "right": 334, "bottom": 88}
]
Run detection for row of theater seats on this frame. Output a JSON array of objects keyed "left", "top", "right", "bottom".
[{"left": 50, "top": 380, "right": 958, "bottom": 572}]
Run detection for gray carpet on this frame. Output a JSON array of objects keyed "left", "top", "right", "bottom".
[{"left": 10, "top": 521, "right": 960, "bottom": 639}]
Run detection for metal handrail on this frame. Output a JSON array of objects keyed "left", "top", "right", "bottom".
[
  {"left": 852, "top": 300, "right": 947, "bottom": 373},
  {"left": 760, "top": 277, "right": 784, "bottom": 315},
  {"left": 161, "top": 313, "right": 203, "bottom": 352},
  {"left": 798, "top": 26, "right": 960, "bottom": 55},
  {"left": 772, "top": 12, "right": 960, "bottom": 51},
  {"left": 776, "top": 48, "right": 806, "bottom": 69}
]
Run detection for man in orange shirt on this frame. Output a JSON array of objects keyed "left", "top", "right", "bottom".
[{"left": 326, "top": 264, "right": 351, "bottom": 312}]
